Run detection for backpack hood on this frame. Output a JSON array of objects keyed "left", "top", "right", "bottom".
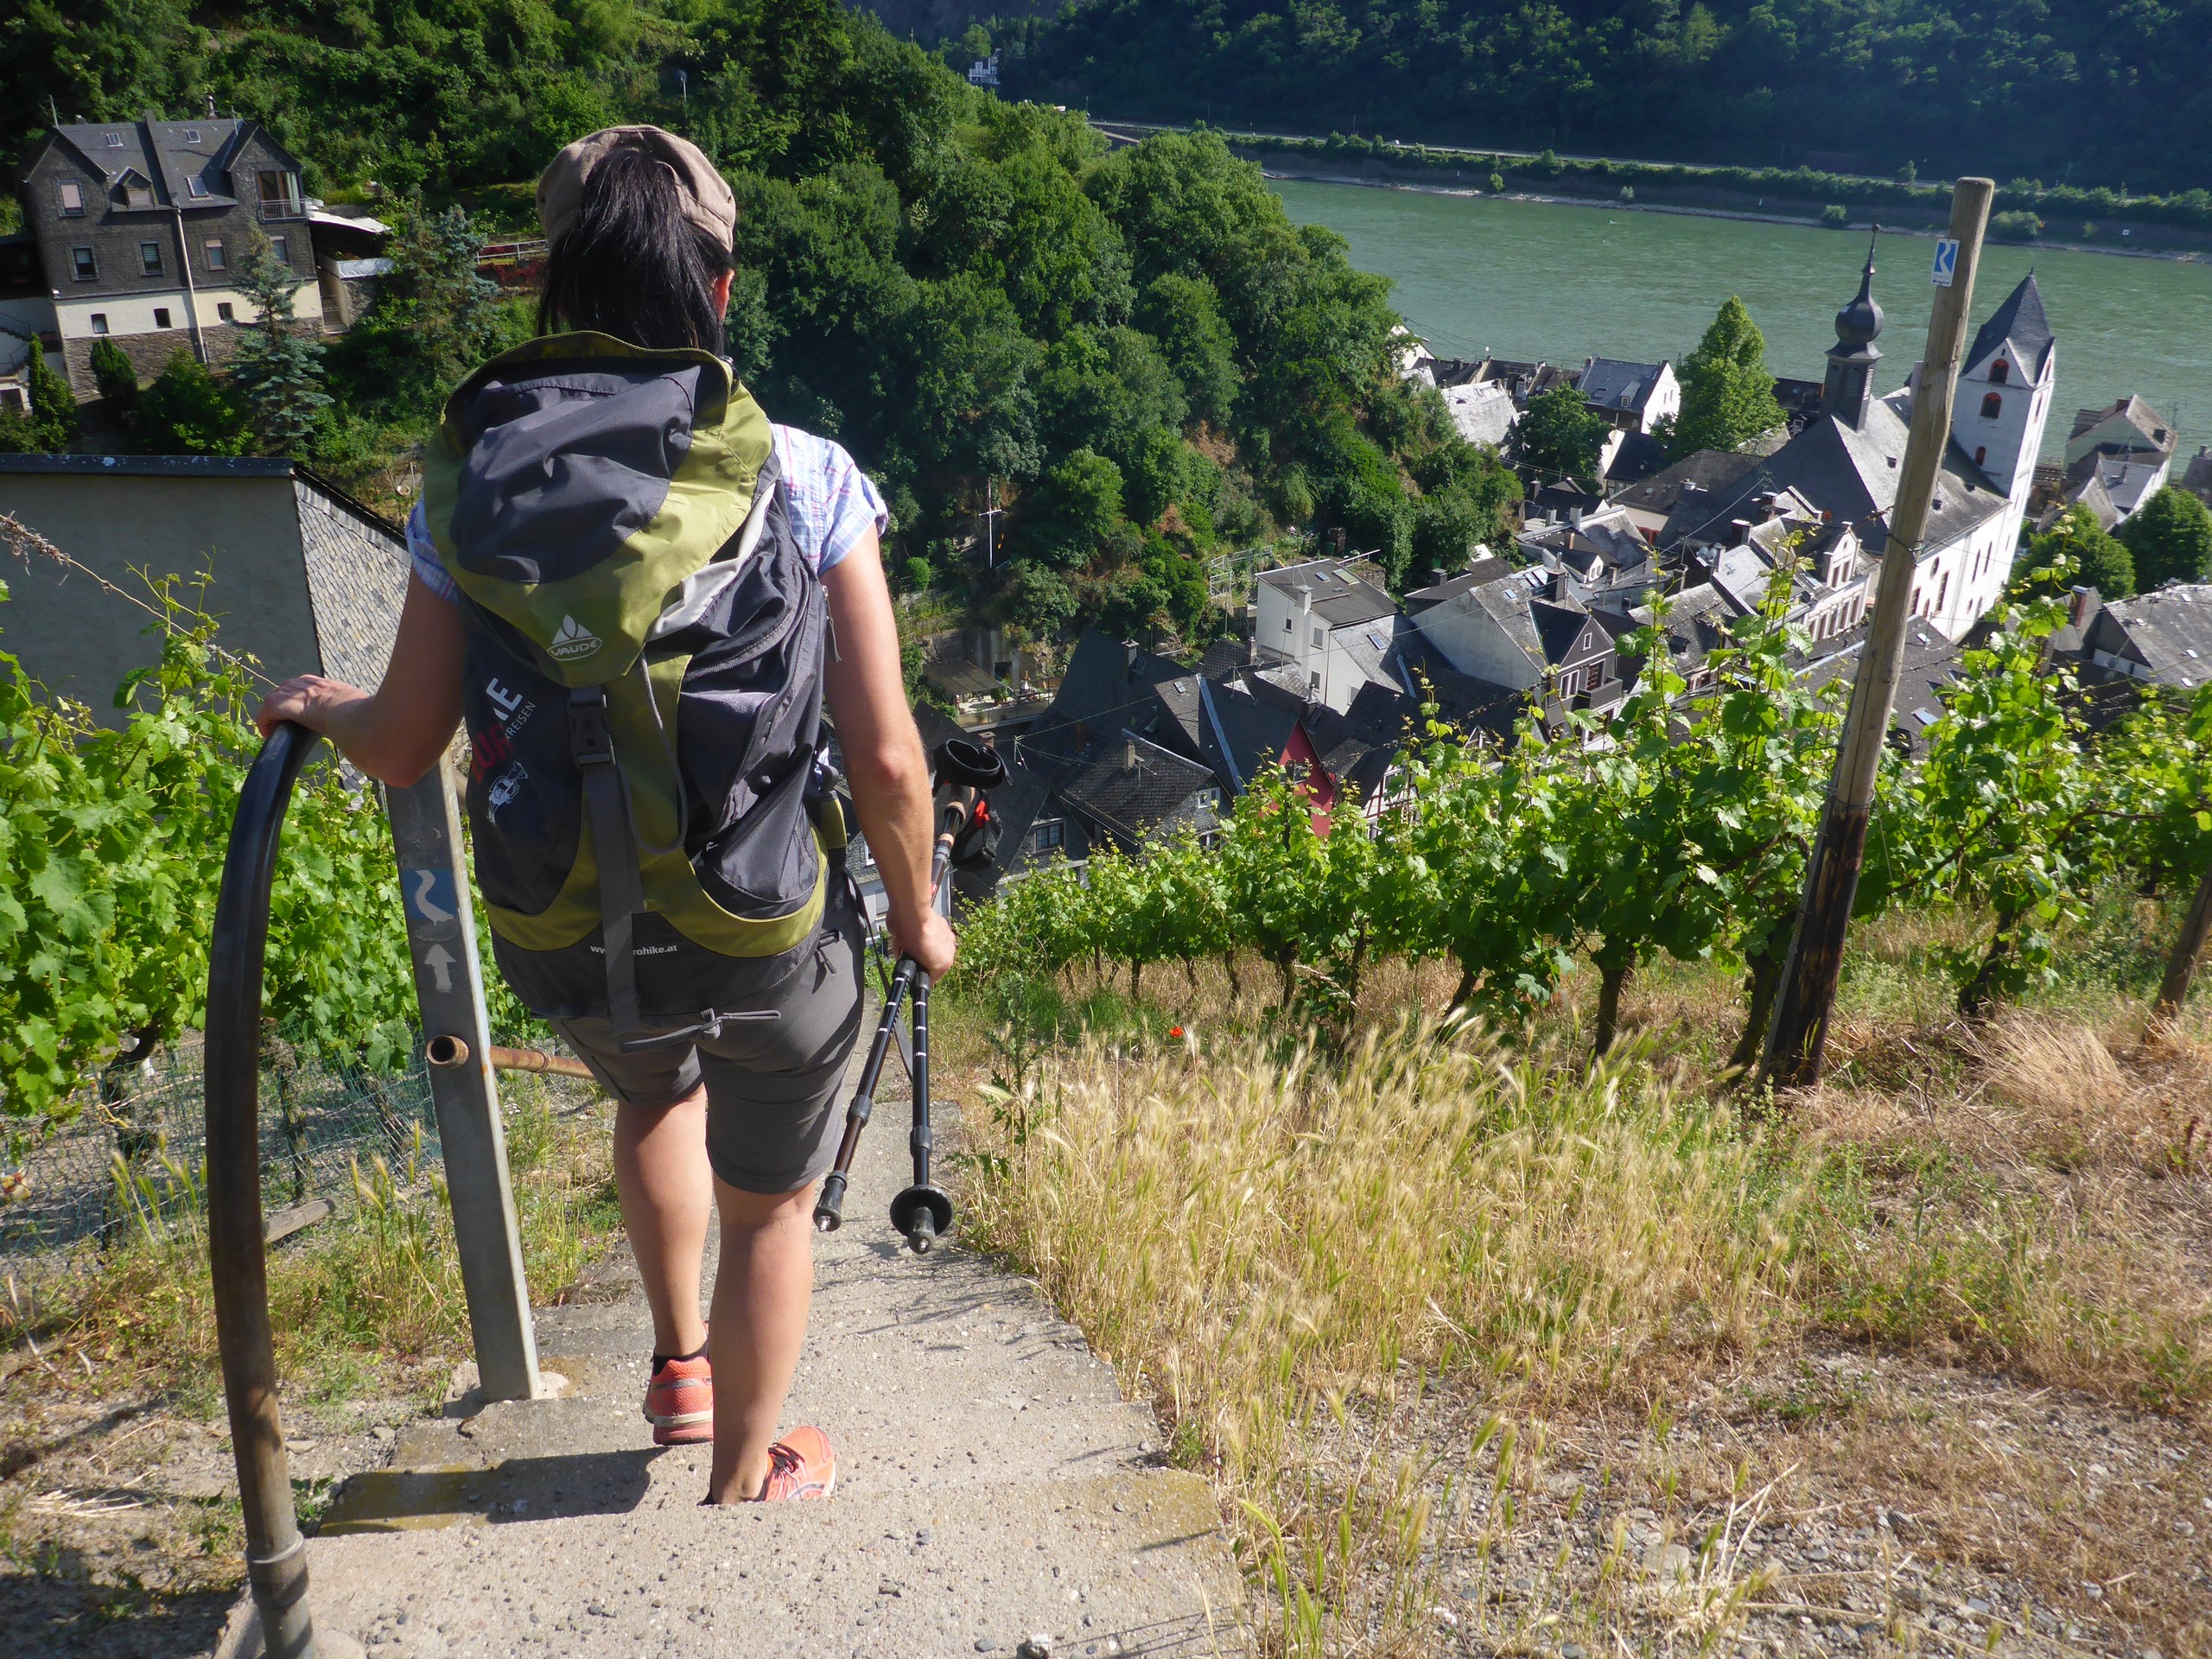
[{"left": 422, "top": 332, "right": 774, "bottom": 686}]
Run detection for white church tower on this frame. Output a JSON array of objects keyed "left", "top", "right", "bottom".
[{"left": 1951, "top": 272, "right": 2055, "bottom": 545}]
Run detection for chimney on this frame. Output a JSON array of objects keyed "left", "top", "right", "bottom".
[
  {"left": 1729, "top": 518, "right": 1753, "bottom": 546},
  {"left": 1295, "top": 584, "right": 1313, "bottom": 617},
  {"left": 1123, "top": 738, "right": 1139, "bottom": 773},
  {"left": 1569, "top": 506, "right": 1583, "bottom": 531},
  {"left": 1122, "top": 639, "right": 1139, "bottom": 676},
  {"left": 2069, "top": 585, "right": 2100, "bottom": 627}
]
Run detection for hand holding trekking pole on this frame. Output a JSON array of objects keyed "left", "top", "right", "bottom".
[{"left": 813, "top": 739, "right": 1007, "bottom": 1250}]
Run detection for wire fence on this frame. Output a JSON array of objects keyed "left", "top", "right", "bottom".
[{"left": 1, "top": 1036, "right": 461, "bottom": 1281}]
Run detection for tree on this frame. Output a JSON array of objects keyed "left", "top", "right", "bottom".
[
  {"left": 2117, "top": 486, "right": 2212, "bottom": 589},
  {"left": 0, "top": 352, "right": 80, "bottom": 454},
  {"left": 228, "top": 232, "right": 332, "bottom": 452},
  {"left": 2018, "top": 503, "right": 2135, "bottom": 598},
  {"left": 89, "top": 339, "right": 139, "bottom": 419},
  {"left": 1669, "top": 297, "right": 1787, "bottom": 457},
  {"left": 1015, "top": 448, "right": 1124, "bottom": 567},
  {"left": 1135, "top": 273, "right": 1239, "bottom": 428},
  {"left": 1507, "top": 385, "right": 1608, "bottom": 490},
  {"left": 134, "top": 352, "right": 249, "bottom": 456}
]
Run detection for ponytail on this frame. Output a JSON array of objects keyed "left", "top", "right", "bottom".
[{"left": 537, "top": 147, "right": 733, "bottom": 354}]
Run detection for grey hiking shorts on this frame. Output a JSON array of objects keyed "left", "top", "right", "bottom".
[{"left": 550, "top": 888, "right": 867, "bottom": 1195}]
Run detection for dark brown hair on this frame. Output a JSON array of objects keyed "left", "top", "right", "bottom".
[{"left": 537, "top": 147, "right": 733, "bottom": 353}]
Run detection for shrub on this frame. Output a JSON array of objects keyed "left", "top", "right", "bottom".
[{"left": 1821, "top": 203, "right": 1849, "bottom": 228}]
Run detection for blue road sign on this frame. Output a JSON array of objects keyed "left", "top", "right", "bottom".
[
  {"left": 401, "top": 865, "right": 459, "bottom": 926},
  {"left": 1930, "top": 238, "right": 1959, "bottom": 287}
]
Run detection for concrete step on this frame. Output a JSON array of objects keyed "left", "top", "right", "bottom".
[{"left": 218, "top": 1018, "right": 1246, "bottom": 1657}]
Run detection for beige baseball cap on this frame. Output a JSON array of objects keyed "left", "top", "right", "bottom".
[{"left": 536, "top": 125, "right": 736, "bottom": 253}]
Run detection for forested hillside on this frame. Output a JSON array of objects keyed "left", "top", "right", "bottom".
[
  {"left": 998, "top": 0, "right": 2212, "bottom": 193},
  {"left": 5, "top": 1, "right": 1518, "bottom": 650}
]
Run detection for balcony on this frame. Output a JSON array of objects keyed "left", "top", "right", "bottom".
[{"left": 258, "top": 200, "right": 306, "bottom": 222}]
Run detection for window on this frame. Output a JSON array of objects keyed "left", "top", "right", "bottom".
[
  {"left": 1989, "top": 359, "right": 2009, "bottom": 385},
  {"left": 139, "top": 240, "right": 163, "bottom": 276},
  {"left": 1587, "top": 658, "right": 1606, "bottom": 689},
  {"left": 270, "top": 235, "right": 289, "bottom": 264},
  {"left": 216, "top": 302, "right": 234, "bottom": 322},
  {"left": 124, "top": 181, "right": 155, "bottom": 209},
  {"left": 154, "top": 308, "right": 173, "bottom": 328},
  {"left": 57, "top": 181, "right": 84, "bottom": 216},
  {"left": 1282, "top": 616, "right": 1294, "bottom": 632},
  {"left": 183, "top": 128, "right": 200, "bottom": 144},
  {"left": 1974, "top": 445, "right": 1986, "bottom": 467},
  {"left": 89, "top": 313, "right": 110, "bottom": 336},
  {"left": 203, "top": 239, "right": 226, "bottom": 271},
  {"left": 257, "top": 170, "right": 302, "bottom": 219},
  {"left": 1031, "top": 818, "right": 1064, "bottom": 853},
  {"left": 1311, "top": 626, "right": 1325, "bottom": 648},
  {"left": 70, "top": 245, "right": 96, "bottom": 281},
  {"left": 187, "top": 176, "right": 208, "bottom": 199},
  {"left": 105, "top": 131, "right": 124, "bottom": 149},
  {"left": 1980, "top": 391, "right": 2003, "bottom": 420}
]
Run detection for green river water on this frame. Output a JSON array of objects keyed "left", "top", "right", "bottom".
[{"left": 1272, "top": 177, "right": 2212, "bottom": 461}]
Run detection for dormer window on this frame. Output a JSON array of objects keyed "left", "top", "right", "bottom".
[
  {"left": 1980, "top": 392, "right": 2003, "bottom": 420},
  {"left": 1989, "top": 359, "right": 2009, "bottom": 385},
  {"left": 57, "top": 181, "right": 84, "bottom": 216}
]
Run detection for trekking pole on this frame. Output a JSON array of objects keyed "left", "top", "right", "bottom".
[{"left": 810, "top": 738, "right": 1005, "bottom": 1247}]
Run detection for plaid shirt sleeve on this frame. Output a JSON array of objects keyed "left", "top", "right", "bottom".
[
  {"left": 405, "top": 502, "right": 460, "bottom": 602},
  {"left": 772, "top": 424, "right": 889, "bottom": 575}
]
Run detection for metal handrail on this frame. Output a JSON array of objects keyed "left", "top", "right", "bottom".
[{"left": 205, "top": 721, "right": 322, "bottom": 1659}]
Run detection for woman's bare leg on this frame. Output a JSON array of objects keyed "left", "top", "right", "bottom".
[
  {"left": 704, "top": 1178, "right": 817, "bottom": 1502},
  {"left": 612, "top": 1089, "right": 713, "bottom": 1359}
]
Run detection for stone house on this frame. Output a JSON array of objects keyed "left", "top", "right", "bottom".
[{"left": 8, "top": 114, "right": 325, "bottom": 397}]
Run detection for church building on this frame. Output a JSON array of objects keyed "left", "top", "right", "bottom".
[{"left": 1659, "top": 239, "right": 2054, "bottom": 644}]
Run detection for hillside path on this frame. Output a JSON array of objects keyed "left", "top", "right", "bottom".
[{"left": 216, "top": 1036, "right": 1244, "bottom": 1659}]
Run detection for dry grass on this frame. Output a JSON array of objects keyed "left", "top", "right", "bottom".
[{"left": 943, "top": 911, "right": 2212, "bottom": 1655}]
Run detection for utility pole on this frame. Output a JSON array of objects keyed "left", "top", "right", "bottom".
[
  {"left": 1761, "top": 176, "right": 1994, "bottom": 1089},
  {"left": 977, "top": 477, "right": 1004, "bottom": 571}
]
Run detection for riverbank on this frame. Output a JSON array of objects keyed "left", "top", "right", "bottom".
[
  {"left": 1260, "top": 164, "right": 2212, "bottom": 267},
  {"left": 1092, "top": 117, "right": 2212, "bottom": 263}
]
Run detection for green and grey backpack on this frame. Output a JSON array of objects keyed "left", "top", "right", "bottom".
[{"left": 422, "top": 333, "right": 843, "bottom": 1040}]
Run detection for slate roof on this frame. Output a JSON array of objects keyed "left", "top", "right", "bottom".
[
  {"left": 1441, "top": 379, "right": 1517, "bottom": 448},
  {"left": 1603, "top": 429, "right": 1672, "bottom": 485},
  {"left": 1578, "top": 358, "right": 1669, "bottom": 415},
  {"left": 1058, "top": 729, "right": 1218, "bottom": 847},
  {"left": 39, "top": 116, "right": 276, "bottom": 211},
  {"left": 2092, "top": 585, "right": 2212, "bottom": 688},
  {"left": 1660, "top": 391, "right": 2005, "bottom": 561},
  {"left": 1257, "top": 558, "right": 1399, "bottom": 629},
  {"left": 1404, "top": 555, "right": 1517, "bottom": 613},
  {"left": 2069, "top": 394, "right": 2177, "bottom": 455},
  {"left": 1966, "top": 273, "right": 2055, "bottom": 378},
  {"left": 2069, "top": 458, "right": 2169, "bottom": 530},
  {"left": 1024, "top": 628, "right": 1187, "bottom": 757},
  {"left": 1798, "top": 620, "right": 1962, "bottom": 750},
  {"left": 1610, "top": 448, "right": 1765, "bottom": 518},
  {"left": 2183, "top": 448, "right": 2212, "bottom": 506}
]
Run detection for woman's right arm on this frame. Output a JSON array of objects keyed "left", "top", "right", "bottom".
[{"left": 254, "top": 571, "right": 467, "bottom": 786}]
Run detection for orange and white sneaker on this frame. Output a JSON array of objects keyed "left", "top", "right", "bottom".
[
  {"left": 644, "top": 1350, "right": 713, "bottom": 1446},
  {"left": 758, "top": 1426, "right": 836, "bottom": 1500}
]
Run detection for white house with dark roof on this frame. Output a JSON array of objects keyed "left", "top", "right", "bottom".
[
  {"left": 1576, "top": 357, "right": 1680, "bottom": 435},
  {"left": 1656, "top": 245, "right": 2051, "bottom": 644},
  {"left": 1253, "top": 556, "right": 1414, "bottom": 714},
  {"left": 2066, "top": 394, "right": 2177, "bottom": 479}
]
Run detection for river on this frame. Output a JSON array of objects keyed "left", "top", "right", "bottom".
[{"left": 1271, "top": 177, "right": 2212, "bottom": 461}]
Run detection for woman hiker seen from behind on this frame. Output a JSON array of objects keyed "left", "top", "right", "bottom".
[{"left": 255, "top": 126, "right": 952, "bottom": 1504}]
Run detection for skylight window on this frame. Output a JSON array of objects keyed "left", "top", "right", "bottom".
[{"left": 105, "top": 132, "right": 124, "bottom": 148}]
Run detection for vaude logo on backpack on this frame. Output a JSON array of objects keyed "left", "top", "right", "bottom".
[
  {"left": 548, "top": 615, "right": 602, "bottom": 660},
  {"left": 422, "top": 333, "right": 843, "bottom": 1039}
]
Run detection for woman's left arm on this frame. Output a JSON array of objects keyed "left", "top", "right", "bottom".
[{"left": 254, "top": 572, "right": 467, "bottom": 785}]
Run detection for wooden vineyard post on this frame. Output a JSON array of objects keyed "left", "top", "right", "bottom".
[
  {"left": 386, "top": 762, "right": 541, "bottom": 1402},
  {"left": 1762, "top": 178, "right": 1996, "bottom": 1090},
  {"left": 2152, "top": 861, "right": 2212, "bottom": 1027}
]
